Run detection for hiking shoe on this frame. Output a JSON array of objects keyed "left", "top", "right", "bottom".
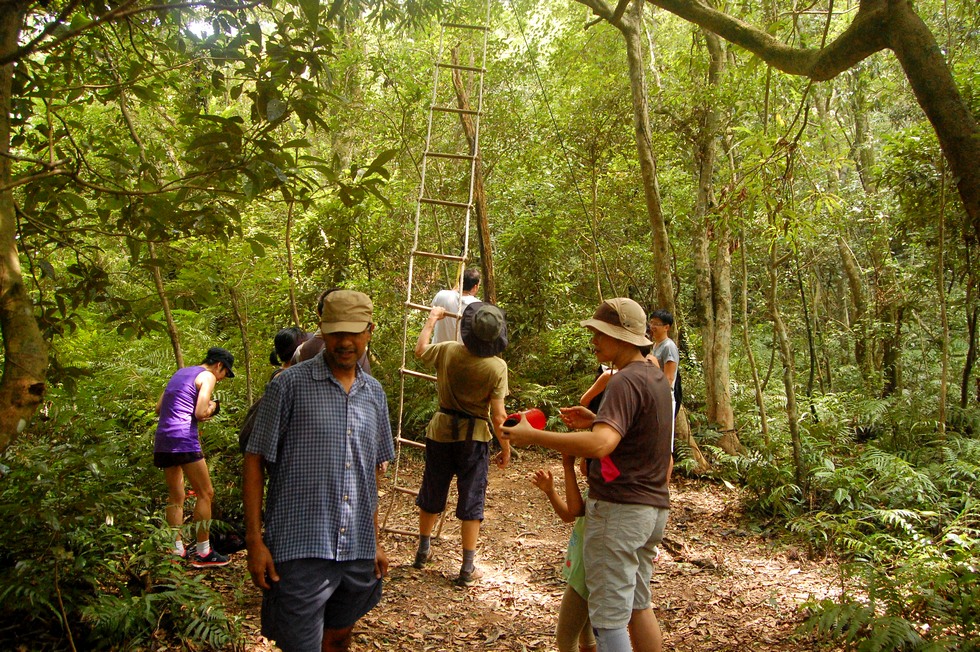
[
  {"left": 412, "top": 548, "right": 433, "bottom": 569},
  {"left": 454, "top": 567, "right": 483, "bottom": 587},
  {"left": 190, "top": 549, "right": 231, "bottom": 568}
]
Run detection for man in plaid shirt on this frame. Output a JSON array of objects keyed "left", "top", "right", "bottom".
[{"left": 244, "top": 290, "right": 394, "bottom": 652}]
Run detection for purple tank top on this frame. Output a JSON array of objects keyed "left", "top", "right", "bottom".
[{"left": 154, "top": 366, "right": 205, "bottom": 454}]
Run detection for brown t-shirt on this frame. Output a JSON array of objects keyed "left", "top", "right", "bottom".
[
  {"left": 589, "top": 358, "right": 672, "bottom": 508},
  {"left": 421, "top": 341, "right": 508, "bottom": 443}
]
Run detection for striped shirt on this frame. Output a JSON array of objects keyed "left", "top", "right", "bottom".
[{"left": 247, "top": 354, "right": 395, "bottom": 564}]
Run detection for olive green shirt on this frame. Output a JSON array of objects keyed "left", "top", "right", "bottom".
[{"left": 420, "top": 342, "right": 508, "bottom": 443}]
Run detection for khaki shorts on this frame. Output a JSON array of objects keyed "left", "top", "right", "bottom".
[{"left": 583, "top": 499, "right": 669, "bottom": 629}]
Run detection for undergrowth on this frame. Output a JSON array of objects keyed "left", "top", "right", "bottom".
[
  {"left": 0, "top": 388, "right": 240, "bottom": 650},
  {"left": 712, "top": 392, "right": 980, "bottom": 651}
]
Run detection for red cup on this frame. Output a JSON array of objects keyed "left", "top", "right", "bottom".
[{"left": 503, "top": 408, "right": 546, "bottom": 430}]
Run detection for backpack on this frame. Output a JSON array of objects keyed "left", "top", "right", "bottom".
[
  {"left": 238, "top": 394, "right": 265, "bottom": 454},
  {"left": 673, "top": 369, "right": 683, "bottom": 417}
]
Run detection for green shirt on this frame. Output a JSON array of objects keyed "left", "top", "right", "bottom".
[{"left": 420, "top": 342, "right": 508, "bottom": 443}]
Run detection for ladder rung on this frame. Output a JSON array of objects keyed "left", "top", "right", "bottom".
[
  {"left": 397, "top": 437, "right": 427, "bottom": 450},
  {"left": 436, "top": 62, "right": 486, "bottom": 74},
  {"left": 392, "top": 484, "right": 420, "bottom": 496},
  {"left": 430, "top": 105, "right": 481, "bottom": 116},
  {"left": 420, "top": 197, "right": 471, "bottom": 209},
  {"left": 405, "top": 301, "right": 462, "bottom": 319},
  {"left": 412, "top": 249, "right": 466, "bottom": 263},
  {"left": 424, "top": 149, "right": 477, "bottom": 160},
  {"left": 401, "top": 368, "right": 437, "bottom": 382},
  {"left": 442, "top": 22, "right": 488, "bottom": 31},
  {"left": 382, "top": 526, "right": 423, "bottom": 537}
]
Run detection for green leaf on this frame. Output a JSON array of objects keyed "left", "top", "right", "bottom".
[
  {"left": 60, "top": 193, "right": 88, "bottom": 212},
  {"left": 299, "top": 0, "right": 321, "bottom": 29},
  {"left": 248, "top": 239, "right": 266, "bottom": 258},
  {"left": 69, "top": 12, "right": 93, "bottom": 31},
  {"left": 281, "top": 138, "right": 313, "bottom": 150}
]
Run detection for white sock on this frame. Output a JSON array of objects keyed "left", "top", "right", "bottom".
[
  {"left": 197, "top": 540, "right": 211, "bottom": 558},
  {"left": 175, "top": 540, "right": 185, "bottom": 556}
]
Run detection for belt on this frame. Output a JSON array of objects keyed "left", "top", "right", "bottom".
[{"left": 437, "top": 407, "right": 492, "bottom": 442}]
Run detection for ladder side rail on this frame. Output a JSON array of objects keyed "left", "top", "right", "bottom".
[{"left": 387, "top": 23, "right": 448, "bottom": 533}]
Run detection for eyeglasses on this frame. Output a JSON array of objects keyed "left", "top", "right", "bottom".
[{"left": 649, "top": 322, "right": 666, "bottom": 328}]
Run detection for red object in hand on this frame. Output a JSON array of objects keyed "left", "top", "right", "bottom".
[{"left": 503, "top": 408, "right": 546, "bottom": 429}]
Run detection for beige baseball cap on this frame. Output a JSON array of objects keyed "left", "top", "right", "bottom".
[{"left": 320, "top": 290, "right": 373, "bottom": 334}]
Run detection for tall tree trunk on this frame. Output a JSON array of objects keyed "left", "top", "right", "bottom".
[
  {"left": 740, "top": 233, "right": 768, "bottom": 445},
  {"left": 848, "top": 68, "right": 877, "bottom": 195},
  {"left": 963, "top": 247, "right": 978, "bottom": 410},
  {"left": 579, "top": 0, "right": 675, "bottom": 316},
  {"left": 768, "top": 246, "right": 804, "bottom": 489},
  {"left": 228, "top": 286, "right": 253, "bottom": 404},
  {"left": 284, "top": 197, "right": 301, "bottom": 326},
  {"left": 795, "top": 255, "right": 818, "bottom": 420},
  {"left": 937, "top": 162, "right": 949, "bottom": 435},
  {"left": 621, "top": 0, "right": 674, "bottom": 316},
  {"left": 0, "top": 4, "right": 47, "bottom": 452},
  {"left": 147, "top": 242, "right": 183, "bottom": 369},
  {"left": 450, "top": 47, "right": 497, "bottom": 304},
  {"left": 838, "top": 236, "right": 871, "bottom": 377},
  {"left": 881, "top": 302, "right": 905, "bottom": 398},
  {"left": 689, "top": 30, "right": 737, "bottom": 451}
]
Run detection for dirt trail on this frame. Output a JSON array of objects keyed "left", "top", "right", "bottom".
[{"left": 217, "top": 448, "right": 843, "bottom": 650}]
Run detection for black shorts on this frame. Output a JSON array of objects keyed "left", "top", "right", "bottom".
[
  {"left": 153, "top": 451, "right": 204, "bottom": 469},
  {"left": 262, "top": 558, "right": 382, "bottom": 647},
  {"left": 415, "top": 439, "right": 489, "bottom": 521}
]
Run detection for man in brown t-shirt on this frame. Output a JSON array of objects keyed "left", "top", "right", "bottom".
[{"left": 503, "top": 298, "right": 672, "bottom": 652}]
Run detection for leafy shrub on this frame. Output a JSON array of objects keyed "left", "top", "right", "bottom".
[{"left": 0, "top": 425, "right": 238, "bottom": 649}]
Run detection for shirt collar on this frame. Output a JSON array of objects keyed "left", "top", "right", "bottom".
[{"left": 310, "top": 351, "right": 363, "bottom": 390}]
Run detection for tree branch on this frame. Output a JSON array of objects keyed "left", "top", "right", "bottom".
[
  {"left": 0, "top": 1, "right": 261, "bottom": 66},
  {"left": 646, "top": 0, "right": 890, "bottom": 80}
]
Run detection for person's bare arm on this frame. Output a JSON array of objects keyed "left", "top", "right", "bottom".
[
  {"left": 502, "top": 412, "right": 621, "bottom": 459},
  {"left": 414, "top": 306, "right": 446, "bottom": 358},
  {"left": 155, "top": 392, "right": 164, "bottom": 415},
  {"left": 374, "top": 507, "right": 388, "bottom": 579},
  {"left": 490, "top": 397, "right": 510, "bottom": 468},
  {"left": 663, "top": 360, "right": 677, "bottom": 385},
  {"left": 530, "top": 468, "right": 576, "bottom": 522},
  {"left": 244, "top": 452, "right": 279, "bottom": 590},
  {"left": 561, "top": 455, "right": 585, "bottom": 518},
  {"left": 194, "top": 371, "right": 218, "bottom": 420},
  {"left": 580, "top": 369, "right": 612, "bottom": 407}
]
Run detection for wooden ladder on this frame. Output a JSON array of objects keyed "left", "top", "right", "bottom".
[{"left": 381, "top": 11, "right": 492, "bottom": 539}]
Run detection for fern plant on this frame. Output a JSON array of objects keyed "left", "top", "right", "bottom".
[{"left": 0, "top": 412, "right": 239, "bottom": 649}]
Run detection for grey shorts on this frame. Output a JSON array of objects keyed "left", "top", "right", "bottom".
[
  {"left": 261, "top": 558, "right": 382, "bottom": 651},
  {"left": 583, "top": 499, "right": 669, "bottom": 630}
]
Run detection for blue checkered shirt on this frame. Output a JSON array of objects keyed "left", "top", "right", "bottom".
[{"left": 246, "top": 354, "right": 395, "bottom": 564}]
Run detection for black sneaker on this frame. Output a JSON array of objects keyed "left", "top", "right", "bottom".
[
  {"left": 454, "top": 567, "right": 483, "bottom": 587},
  {"left": 412, "top": 548, "right": 433, "bottom": 569},
  {"left": 190, "top": 549, "right": 231, "bottom": 568}
]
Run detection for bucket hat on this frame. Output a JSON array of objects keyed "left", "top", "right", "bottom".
[
  {"left": 580, "top": 298, "right": 652, "bottom": 347},
  {"left": 320, "top": 290, "right": 373, "bottom": 334},
  {"left": 460, "top": 301, "right": 508, "bottom": 357}
]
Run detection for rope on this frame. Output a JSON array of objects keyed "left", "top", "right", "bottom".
[{"left": 508, "top": 1, "right": 617, "bottom": 298}]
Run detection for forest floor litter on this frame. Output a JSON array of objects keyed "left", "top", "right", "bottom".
[{"left": 206, "top": 448, "right": 846, "bottom": 651}]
